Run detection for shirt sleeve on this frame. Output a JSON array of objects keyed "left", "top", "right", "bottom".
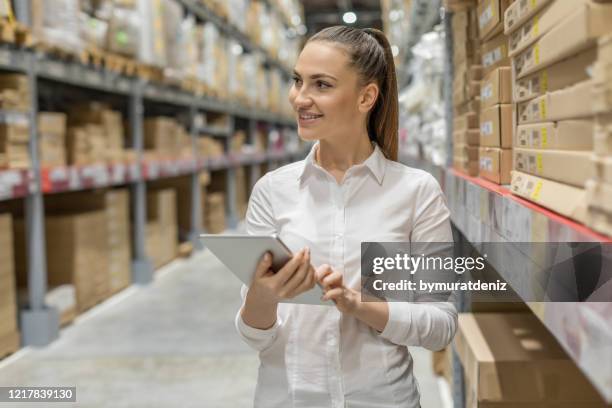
[
  {"left": 379, "top": 174, "right": 458, "bottom": 351},
  {"left": 234, "top": 174, "right": 284, "bottom": 351}
]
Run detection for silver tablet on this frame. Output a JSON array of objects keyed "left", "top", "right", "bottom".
[{"left": 200, "top": 234, "right": 328, "bottom": 305}]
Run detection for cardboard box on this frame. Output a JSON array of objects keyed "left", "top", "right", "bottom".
[
  {"left": 479, "top": 147, "right": 512, "bottom": 184},
  {"left": 481, "top": 33, "right": 510, "bottom": 75},
  {"left": 0, "top": 214, "right": 18, "bottom": 337},
  {"left": 517, "top": 79, "right": 594, "bottom": 124},
  {"left": 453, "top": 129, "right": 481, "bottom": 146},
  {"left": 478, "top": 0, "right": 512, "bottom": 41},
  {"left": 511, "top": 170, "right": 587, "bottom": 222},
  {"left": 38, "top": 112, "right": 67, "bottom": 167},
  {"left": 455, "top": 313, "right": 606, "bottom": 406},
  {"left": 480, "top": 104, "right": 513, "bottom": 147},
  {"left": 105, "top": 189, "right": 131, "bottom": 294},
  {"left": 453, "top": 156, "right": 479, "bottom": 176},
  {"left": 585, "top": 180, "right": 612, "bottom": 235},
  {"left": 515, "top": 120, "right": 594, "bottom": 150},
  {"left": 147, "top": 189, "right": 178, "bottom": 267},
  {"left": 594, "top": 112, "right": 612, "bottom": 155},
  {"left": 204, "top": 192, "right": 226, "bottom": 234},
  {"left": 455, "top": 144, "right": 480, "bottom": 161},
  {"left": 513, "top": 2, "right": 612, "bottom": 79},
  {"left": 592, "top": 155, "right": 612, "bottom": 184},
  {"left": 513, "top": 47, "right": 597, "bottom": 103},
  {"left": 508, "top": 0, "right": 586, "bottom": 57},
  {"left": 480, "top": 67, "right": 511, "bottom": 109},
  {"left": 455, "top": 112, "right": 480, "bottom": 131},
  {"left": 504, "top": 0, "right": 554, "bottom": 34},
  {"left": 514, "top": 148, "right": 592, "bottom": 187}
]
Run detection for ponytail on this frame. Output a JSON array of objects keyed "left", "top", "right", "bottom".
[{"left": 308, "top": 26, "right": 399, "bottom": 161}]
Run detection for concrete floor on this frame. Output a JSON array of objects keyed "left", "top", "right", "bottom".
[{"left": 0, "top": 250, "right": 444, "bottom": 408}]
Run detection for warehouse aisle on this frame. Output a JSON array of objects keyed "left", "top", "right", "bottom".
[{"left": 0, "top": 250, "right": 443, "bottom": 408}]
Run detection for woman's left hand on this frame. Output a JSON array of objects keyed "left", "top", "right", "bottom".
[{"left": 316, "top": 264, "right": 360, "bottom": 315}]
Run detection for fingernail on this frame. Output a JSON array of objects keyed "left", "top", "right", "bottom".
[{"left": 264, "top": 253, "right": 271, "bottom": 262}]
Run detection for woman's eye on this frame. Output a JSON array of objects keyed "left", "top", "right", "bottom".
[
  {"left": 317, "top": 81, "right": 330, "bottom": 89},
  {"left": 292, "top": 76, "right": 302, "bottom": 85}
]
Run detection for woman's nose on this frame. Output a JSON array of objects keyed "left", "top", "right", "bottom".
[{"left": 293, "top": 87, "right": 313, "bottom": 108}]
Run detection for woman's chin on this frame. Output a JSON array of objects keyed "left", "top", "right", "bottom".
[{"left": 297, "top": 128, "right": 319, "bottom": 142}]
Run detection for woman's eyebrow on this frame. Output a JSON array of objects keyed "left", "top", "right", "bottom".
[{"left": 292, "top": 70, "right": 337, "bottom": 81}]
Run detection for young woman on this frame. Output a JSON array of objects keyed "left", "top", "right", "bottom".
[{"left": 236, "top": 26, "right": 457, "bottom": 408}]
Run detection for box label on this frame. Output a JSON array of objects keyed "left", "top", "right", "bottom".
[
  {"left": 531, "top": 180, "right": 543, "bottom": 200},
  {"left": 539, "top": 99, "right": 547, "bottom": 119},
  {"left": 480, "top": 157, "right": 493, "bottom": 172},
  {"left": 479, "top": 3, "right": 494, "bottom": 30},
  {"left": 540, "top": 70, "right": 548, "bottom": 93},
  {"left": 481, "top": 121, "right": 493, "bottom": 135},
  {"left": 481, "top": 83, "right": 493, "bottom": 100},
  {"left": 540, "top": 127, "right": 548, "bottom": 147}
]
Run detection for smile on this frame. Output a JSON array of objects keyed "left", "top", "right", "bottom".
[{"left": 298, "top": 113, "right": 324, "bottom": 121}]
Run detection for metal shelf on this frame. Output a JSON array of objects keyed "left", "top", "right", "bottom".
[{"left": 401, "top": 155, "right": 612, "bottom": 403}]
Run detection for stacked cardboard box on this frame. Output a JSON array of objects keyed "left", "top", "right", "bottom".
[
  {"left": 588, "top": 34, "right": 612, "bottom": 236},
  {"left": 451, "top": 2, "right": 481, "bottom": 176},
  {"left": 66, "top": 124, "right": 106, "bottom": 166},
  {"left": 144, "top": 117, "right": 192, "bottom": 159},
  {"left": 197, "top": 136, "right": 224, "bottom": 158},
  {"left": 105, "top": 189, "right": 131, "bottom": 295},
  {"left": 204, "top": 192, "right": 226, "bottom": 234},
  {"left": 69, "top": 103, "right": 126, "bottom": 163},
  {"left": 38, "top": 112, "right": 67, "bottom": 167},
  {"left": 147, "top": 189, "right": 178, "bottom": 268},
  {"left": 508, "top": 1, "right": 612, "bottom": 224},
  {"left": 0, "top": 74, "right": 30, "bottom": 111},
  {"left": 0, "top": 113, "right": 30, "bottom": 169},
  {"left": 455, "top": 313, "right": 606, "bottom": 407},
  {"left": 477, "top": 0, "right": 512, "bottom": 184},
  {"left": 0, "top": 213, "right": 20, "bottom": 359}
]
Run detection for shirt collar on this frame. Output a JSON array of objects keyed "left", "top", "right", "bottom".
[{"left": 298, "top": 141, "right": 387, "bottom": 185}]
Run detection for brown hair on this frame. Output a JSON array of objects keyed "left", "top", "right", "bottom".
[{"left": 307, "top": 26, "right": 399, "bottom": 161}]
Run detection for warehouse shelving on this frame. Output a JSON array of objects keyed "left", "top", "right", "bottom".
[
  {"left": 0, "top": 21, "right": 303, "bottom": 347},
  {"left": 398, "top": 8, "right": 612, "bottom": 405}
]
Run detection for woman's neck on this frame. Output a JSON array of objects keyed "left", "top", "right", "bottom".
[{"left": 315, "top": 134, "right": 374, "bottom": 181}]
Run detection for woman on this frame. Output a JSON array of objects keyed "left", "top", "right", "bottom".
[{"left": 236, "top": 26, "right": 457, "bottom": 408}]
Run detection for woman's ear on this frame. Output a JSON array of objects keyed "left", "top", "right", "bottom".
[{"left": 358, "top": 83, "right": 379, "bottom": 114}]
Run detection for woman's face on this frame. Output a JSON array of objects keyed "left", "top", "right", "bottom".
[{"left": 288, "top": 41, "right": 367, "bottom": 142}]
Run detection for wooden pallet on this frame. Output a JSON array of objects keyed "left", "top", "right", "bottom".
[
  {"left": 0, "top": 19, "right": 31, "bottom": 46},
  {"left": 35, "top": 41, "right": 79, "bottom": 62},
  {"left": 0, "top": 331, "right": 20, "bottom": 360},
  {"left": 137, "top": 63, "right": 164, "bottom": 82}
]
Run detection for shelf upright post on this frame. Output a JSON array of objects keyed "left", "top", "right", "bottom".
[
  {"left": 225, "top": 115, "right": 238, "bottom": 228},
  {"left": 248, "top": 118, "right": 261, "bottom": 192},
  {"left": 189, "top": 104, "right": 204, "bottom": 249},
  {"left": 20, "top": 50, "right": 60, "bottom": 346},
  {"left": 130, "top": 79, "right": 153, "bottom": 283},
  {"left": 444, "top": 8, "right": 455, "bottom": 168}
]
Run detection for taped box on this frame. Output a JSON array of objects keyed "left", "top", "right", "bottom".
[
  {"left": 517, "top": 79, "right": 594, "bottom": 124},
  {"left": 477, "top": 0, "right": 513, "bottom": 41},
  {"left": 508, "top": 0, "right": 586, "bottom": 57},
  {"left": 480, "top": 67, "right": 511, "bottom": 109},
  {"left": 591, "top": 155, "right": 612, "bottom": 184},
  {"left": 511, "top": 170, "right": 587, "bottom": 222},
  {"left": 515, "top": 120, "right": 594, "bottom": 150},
  {"left": 479, "top": 147, "right": 512, "bottom": 184},
  {"left": 514, "top": 148, "right": 592, "bottom": 187},
  {"left": 513, "top": 1, "right": 612, "bottom": 79},
  {"left": 479, "top": 104, "right": 513, "bottom": 148},
  {"left": 513, "top": 47, "right": 596, "bottom": 103},
  {"left": 504, "top": 0, "right": 553, "bottom": 34}
]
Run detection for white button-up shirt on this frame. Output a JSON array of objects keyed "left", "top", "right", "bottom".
[{"left": 236, "top": 142, "right": 457, "bottom": 408}]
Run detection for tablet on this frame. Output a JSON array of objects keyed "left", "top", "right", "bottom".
[{"left": 200, "top": 234, "right": 328, "bottom": 305}]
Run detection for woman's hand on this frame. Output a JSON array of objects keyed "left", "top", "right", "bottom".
[
  {"left": 316, "top": 264, "right": 360, "bottom": 315},
  {"left": 250, "top": 247, "right": 316, "bottom": 304}
]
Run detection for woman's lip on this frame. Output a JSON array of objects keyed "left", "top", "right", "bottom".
[{"left": 298, "top": 115, "right": 323, "bottom": 126}]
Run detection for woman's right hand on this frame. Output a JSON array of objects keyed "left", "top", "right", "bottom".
[{"left": 248, "top": 247, "right": 315, "bottom": 304}]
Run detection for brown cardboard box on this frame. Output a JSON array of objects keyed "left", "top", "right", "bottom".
[
  {"left": 513, "top": 47, "right": 597, "bottom": 103},
  {"left": 517, "top": 79, "right": 594, "bottom": 124},
  {"left": 147, "top": 189, "right": 178, "bottom": 268},
  {"left": 480, "top": 67, "right": 511, "bottom": 109},
  {"left": 515, "top": 120, "right": 594, "bottom": 150},
  {"left": 453, "top": 156, "right": 479, "bottom": 176},
  {"left": 504, "top": 0, "right": 553, "bottom": 34},
  {"left": 454, "top": 112, "right": 480, "bottom": 131},
  {"left": 478, "top": 0, "right": 512, "bottom": 41},
  {"left": 479, "top": 147, "right": 512, "bottom": 184},
  {"left": 480, "top": 104, "right": 513, "bottom": 147},
  {"left": 105, "top": 189, "right": 131, "bottom": 294},
  {"left": 585, "top": 180, "right": 612, "bottom": 235},
  {"left": 204, "top": 192, "right": 226, "bottom": 234},
  {"left": 514, "top": 148, "right": 592, "bottom": 187},
  {"left": 0, "top": 214, "right": 18, "bottom": 337},
  {"left": 511, "top": 170, "right": 587, "bottom": 222},
  {"left": 454, "top": 129, "right": 481, "bottom": 146},
  {"left": 592, "top": 156, "right": 612, "bottom": 184},
  {"left": 481, "top": 33, "right": 510, "bottom": 75},
  {"left": 455, "top": 144, "right": 479, "bottom": 161},
  {"left": 455, "top": 313, "right": 606, "bottom": 406},
  {"left": 508, "top": 0, "right": 586, "bottom": 57},
  {"left": 594, "top": 113, "right": 612, "bottom": 155},
  {"left": 38, "top": 112, "right": 67, "bottom": 167},
  {"left": 513, "top": 2, "right": 612, "bottom": 79}
]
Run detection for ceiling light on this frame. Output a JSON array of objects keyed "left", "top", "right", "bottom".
[{"left": 342, "top": 11, "right": 357, "bottom": 24}]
